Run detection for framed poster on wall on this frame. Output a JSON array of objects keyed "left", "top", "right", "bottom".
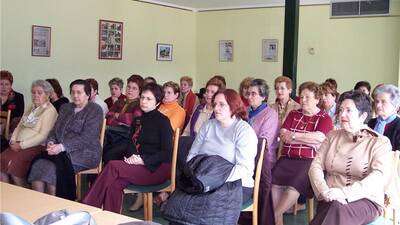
[
  {"left": 32, "top": 25, "right": 51, "bottom": 57},
  {"left": 262, "top": 39, "right": 278, "bottom": 62},
  {"left": 156, "top": 43, "right": 173, "bottom": 61},
  {"left": 99, "top": 19, "right": 123, "bottom": 60},
  {"left": 219, "top": 40, "right": 233, "bottom": 62}
]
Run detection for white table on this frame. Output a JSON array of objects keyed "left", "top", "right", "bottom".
[{"left": 0, "top": 182, "right": 140, "bottom": 225}]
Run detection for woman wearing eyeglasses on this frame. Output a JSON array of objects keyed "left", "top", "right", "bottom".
[{"left": 83, "top": 83, "right": 174, "bottom": 213}]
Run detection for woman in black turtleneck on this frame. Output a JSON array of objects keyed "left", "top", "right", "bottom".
[{"left": 83, "top": 83, "right": 173, "bottom": 213}]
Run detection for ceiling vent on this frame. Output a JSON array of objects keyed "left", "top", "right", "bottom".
[{"left": 331, "top": 0, "right": 390, "bottom": 17}]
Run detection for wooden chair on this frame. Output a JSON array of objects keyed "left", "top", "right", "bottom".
[
  {"left": 383, "top": 151, "right": 400, "bottom": 225},
  {"left": 122, "top": 128, "right": 180, "bottom": 221},
  {"left": 76, "top": 118, "right": 107, "bottom": 200},
  {"left": 241, "top": 138, "right": 267, "bottom": 225},
  {"left": 0, "top": 110, "right": 12, "bottom": 140}
]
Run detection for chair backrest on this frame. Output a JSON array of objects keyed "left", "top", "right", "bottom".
[
  {"left": 170, "top": 128, "right": 180, "bottom": 192},
  {"left": 253, "top": 138, "right": 267, "bottom": 208},
  {"left": 99, "top": 119, "right": 107, "bottom": 148},
  {"left": 0, "top": 110, "right": 11, "bottom": 140},
  {"left": 97, "top": 119, "right": 107, "bottom": 173}
]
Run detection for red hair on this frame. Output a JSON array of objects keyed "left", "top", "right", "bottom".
[{"left": 214, "top": 89, "right": 248, "bottom": 120}]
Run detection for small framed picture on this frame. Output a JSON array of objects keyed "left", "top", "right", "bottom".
[
  {"left": 99, "top": 19, "right": 123, "bottom": 60},
  {"left": 262, "top": 39, "right": 278, "bottom": 62},
  {"left": 156, "top": 43, "right": 173, "bottom": 61},
  {"left": 31, "top": 25, "right": 51, "bottom": 57},
  {"left": 219, "top": 40, "right": 233, "bottom": 62}
]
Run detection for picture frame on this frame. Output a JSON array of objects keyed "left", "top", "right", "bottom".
[
  {"left": 156, "top": 43, "right": 173, "bottom": 61},
  {"left": 98, "top": 19, "right": 123, "bottom": 60},
  {"left": 219, "top": 40, "right": 233, "bottom": 62},
  {"left": 262, "top": 39, "right": 278, "bottom": 62},
  {"left": 31, "top": 25, "right": 51, "bottom": 57}
]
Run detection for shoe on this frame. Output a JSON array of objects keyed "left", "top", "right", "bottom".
[
  {"left": 128, "top": 193, "right": 144, "bottom": 211},
  {"left": 154, "top": 192, "right": 169, "bottom": 207}
]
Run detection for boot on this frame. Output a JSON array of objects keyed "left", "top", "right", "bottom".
[{"left": 129, "top": 193, "right": 144, "bottom": 211}]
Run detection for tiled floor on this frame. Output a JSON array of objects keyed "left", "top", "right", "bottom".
[{"left": 121, "top": 193, "right": 310, "bottom": 225}]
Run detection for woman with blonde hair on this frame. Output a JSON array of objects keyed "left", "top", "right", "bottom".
[{"left": 1, "top": 80, "right": 57, "bottom": 186}]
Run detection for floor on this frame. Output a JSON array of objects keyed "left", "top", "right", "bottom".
[{"left": 121, "top": 193, "right": 310, "bottom": 225}]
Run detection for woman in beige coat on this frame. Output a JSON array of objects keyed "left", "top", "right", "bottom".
[
  {"left": 0, "top": 80, "right": 57, "bottom": 186},
  {"left": 309, "top": 90, "right": 392, "bottom": 225}
]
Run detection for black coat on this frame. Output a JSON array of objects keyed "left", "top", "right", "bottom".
[
  {"left": 368, "top": 117, "right": 400, "bottom": 151},
  {"left": 163, "top": 154, "right": 242, "bottom": 225}
]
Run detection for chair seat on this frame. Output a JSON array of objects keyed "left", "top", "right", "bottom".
[
  {"left": 124, "top": 180, "right": 171, "bottom": 193},
  {"left": 241, "top": 198, "right": 253, "bottom": 211},
  {"left": 78, "top": 167, "right": 100, "bottom": 174},
  {"left": 366, "top": 216, "right": 385, "bottom": 225}
]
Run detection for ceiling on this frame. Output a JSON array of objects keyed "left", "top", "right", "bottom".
[{"left": 137, "top": 0, "right": 330, "bottom": 11}]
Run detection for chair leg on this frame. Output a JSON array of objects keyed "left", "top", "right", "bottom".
[
  {"left": 143, "top": 193, "right": 149, "bottom": 221},
  {"left": 252, "top": 208, "right": 258, "bottom": 225},
  {"left": 393, "top": 208, "right": 396, "bottom": 225},
  {"left": 307, "top": 198, "right": 314, "bottom": 222},
  {"left": 147, "top": 193, "right": 153, "bottom": 221},
  {"left": 76, "top": 174, "right": 82, "bottom": 201}
]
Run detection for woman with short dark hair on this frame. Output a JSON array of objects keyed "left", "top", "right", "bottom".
[
  {"left": 83, "top": 83, "right": 174, "bottom": 213},
  {"left": 245, "top": 78, "right": 279, "bottom": 225},
  {"left": 309, "top": 90, "right": 391, "bottom": 225},
  {"left": 46, "top": 78, "right": 69, "bottom": 113},
  {"left": 354, "top": 81, "right": 371, "bottom": 96},
  {"left": 182, "top": 77, "right": 225, "bottom": 137},
  {"left": 102, "top": 75, "right": 144, "bottom": 164},
  {"left": 28, "top": 79, "right": 103, "bottom": 200}
]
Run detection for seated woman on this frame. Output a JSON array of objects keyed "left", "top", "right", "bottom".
[
  {"left": 1, "top": 70, "right": 25, "bottom": 150},
  {"left": 28, "top": 79, "right": 103, "bottom": 200},
  {"left": 86, "top": 78, "right": 108, "bottom": 117},
  {"left": 104, "top": 77, "right": 126, "bottom": 109},
  {"left": 46, "top": 78, "right": 69, "bottom": 113},
  {"left": 179, "top": 76, "right": 197, "bottom": 129},
  {"left": 309, "top": 90, "right": 392, "bottom": 225},
  {"left": 0, "top": 80, "right": 57, "bottom": 186},
  {"left": 320, "top": 82, "right": 339, "bottom": 121},
  {"left": 182, "top": 77, "right": 225, "bottom": 137},
  {"left": 103, "top": 75, "right": 143, "bottom": 164},
  {"left": 368, "top": 84, "right": 400, "bottom": 151},
  {"left": 271, "top": 81, "right": 333, "bottom": 225},
  {"left": 82, "top": 83, "right": 173, "bottom": 213},
  {"left": 354, "top": 81, "right": 371, "bottom": 96},
  {"left": 158, "top": 81, "right": 186, "bottom": 132},
  {"left": 270, "top": 76, "right": 300, "bottom": 126},
  {"left": 186, "top": 89, "right": 258, "bottom": 204},
  {"left": 239, "top": 77, "right": 253, "bottom": 108},
  {"left": 244, "top": 79, "right": 279, "bottom": 225}
]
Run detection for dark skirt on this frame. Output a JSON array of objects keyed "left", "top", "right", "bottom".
[
  {"left": 271, "top": 156, "right": 314, "bottom": 198},
  {"left": 310, "top": 199, "right": 381, "bottom": 225},
  {"left": 0, "top": 145, "right": 44, "bottom": 178}
]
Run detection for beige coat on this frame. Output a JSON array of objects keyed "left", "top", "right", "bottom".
[
  {"left": 270, "top": 98, "right": 300, "bottom": 126},
  {"left": 308, "top": 127, "right": 392, "bottom": 207},
  {"left": 11, "top": 102, "right": 57, "bottom": 149}
]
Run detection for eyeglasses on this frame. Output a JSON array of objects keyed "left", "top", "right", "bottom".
[
  {"left": 247, "top": 91, "right": 259, "bottom": 97},
  {"left": 140, "top": 96, "right": 155, "bottom": 101}
]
